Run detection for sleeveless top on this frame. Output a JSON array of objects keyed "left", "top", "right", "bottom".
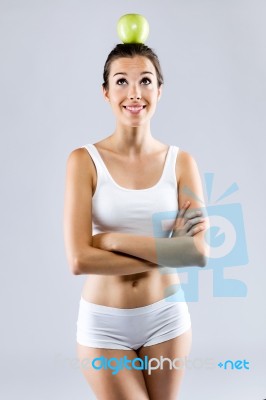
[{"left": 82, "top": 144, "right": 179, "bottom": 238}]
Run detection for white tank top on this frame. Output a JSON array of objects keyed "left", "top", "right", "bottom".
[{"left": 82, "top": 144, "right": 179, "bottom": 238}]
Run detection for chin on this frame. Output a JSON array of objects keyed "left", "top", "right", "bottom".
[{"left": 128, "top": 115, "right": 151, "bottom": 126}]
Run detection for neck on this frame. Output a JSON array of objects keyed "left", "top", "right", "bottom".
[{"left": 109, "top": 122, "right": 157, "bottom": 156}]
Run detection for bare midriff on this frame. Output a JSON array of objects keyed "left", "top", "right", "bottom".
[{"left": 81, "top": 271, "right": 181, "bottom": 308}]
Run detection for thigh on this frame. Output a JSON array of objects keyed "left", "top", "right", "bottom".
[
  {"left": 77, "top": 343, "right": 150, "bottom": 400},
  {"left": 137, "top": 328, "right": 192, "bottom": 400}
]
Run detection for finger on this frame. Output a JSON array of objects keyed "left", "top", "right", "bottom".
[
  {"left": 184, "top": 217, "right": 205, "bottom": 230},
  {"left": 177, "top": 200, "right": 190, "bottom": 219},
  {"left": 175, "top": 205, "right": 200, "bottom": 230},
  {"left": 183, "top": 209, "right": 203, "bottom": 220},
  {"left": 190, "top": 224, "right": 206, "bottom": 236}
]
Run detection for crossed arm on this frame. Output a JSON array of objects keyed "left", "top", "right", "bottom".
[
  {"left": 92, "top": 152, "right": 210, "bottom": 269},
  {"left": 92, "top": 203, "right": 208, "bottom": 268},
  {"left": 64, "top": 148, "right": 209, "bottom": 275}
]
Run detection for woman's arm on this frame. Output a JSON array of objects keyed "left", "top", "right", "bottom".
[
  {"left": 94, "top": 229, "right": 207, "bottom": 268},
  {"left": 93, "top": 151, "right": 210, "bottom": 268},
  {"left": 63, "top": 148, "right": 158, "bottom": 276}
]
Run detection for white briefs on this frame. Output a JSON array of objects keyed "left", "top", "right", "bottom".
[{"left": 76, "top": 288, "right": 191, "bottom": 351}]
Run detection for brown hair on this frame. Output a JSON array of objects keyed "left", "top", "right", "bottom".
[{"left": 102, "top": 43, "right": 164, "bottom": 90}]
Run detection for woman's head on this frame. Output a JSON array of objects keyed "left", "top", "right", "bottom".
[
  {"left": 102, "top": 44, "right": 164, "bottom": 128},
  {"left": 102, "top": 43, "right": 164, "bottom": 91}
]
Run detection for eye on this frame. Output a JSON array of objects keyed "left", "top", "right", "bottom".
[
  {"left": 116, "top": 78, "right": 127, "bottom": 85},
  {"left": 141, "top": 77, "right": 152, "bottom": 85}
]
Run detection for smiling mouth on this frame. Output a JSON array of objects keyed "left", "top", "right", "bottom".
[{"left": 123, "top": 105, "right": 146, "bottom": 114}]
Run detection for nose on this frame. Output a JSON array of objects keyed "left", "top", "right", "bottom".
[{"left": 127, "top": 84, "right": 142, "bottom": 100}]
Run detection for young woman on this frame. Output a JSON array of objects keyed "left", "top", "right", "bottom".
[{"left": 64, "top": 43, "right": 209, "bottom": 400}]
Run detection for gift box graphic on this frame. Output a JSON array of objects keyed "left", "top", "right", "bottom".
[{"left": 152, "top": 172, "right": 249, "bottom": 302}]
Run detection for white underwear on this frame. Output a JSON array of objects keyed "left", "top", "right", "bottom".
[{"left": 76, "top": 288, "right": 191, "bottom": 351}]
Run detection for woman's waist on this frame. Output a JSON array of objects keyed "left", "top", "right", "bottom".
[{"left": 81, "top": 270, "right": 181, "bottom": 308}]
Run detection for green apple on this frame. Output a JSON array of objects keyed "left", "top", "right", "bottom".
[{"left": 117, "top": 14, "right": 149, "bottom": 44}]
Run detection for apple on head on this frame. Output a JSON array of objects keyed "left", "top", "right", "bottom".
[{"left": 117, "top": 14, "right": 149, "bottom": 44}]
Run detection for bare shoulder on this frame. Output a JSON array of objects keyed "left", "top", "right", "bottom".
[
  {"left": 66, "top": 147, "right": 96, "bottom": 179},
  {"left": 176, "top": 149, "right": 197, "bottom": 166},
  {"left": 67, "top": 147, "right": 93, "bottom": 167}
]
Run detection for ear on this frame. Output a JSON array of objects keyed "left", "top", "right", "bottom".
[
  {"left": 157, "top": 84, "right": 163, "bottom": 102},
  {"left": 102, "top": 85, "right": 109, "bottom": 102}
]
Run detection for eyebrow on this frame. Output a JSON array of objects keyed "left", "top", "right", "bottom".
[{"left": 113, "top": 71, "right": 154, "bottom": 77}]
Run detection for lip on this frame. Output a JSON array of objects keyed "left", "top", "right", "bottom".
[{"left": 123, "top": 105, "right": 146, "bottom": 114}]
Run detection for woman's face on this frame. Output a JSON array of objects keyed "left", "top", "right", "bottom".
[{"left": 102, "top": 56, "right": 162, "bottom": 127}]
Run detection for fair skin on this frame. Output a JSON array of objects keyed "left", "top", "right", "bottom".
[{"left": 64, "top": 55, "right": 209, "bottom": 399}]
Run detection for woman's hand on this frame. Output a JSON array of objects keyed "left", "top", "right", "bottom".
[{"left": 171, "top": 200, "right": 207, "bottom": 237}]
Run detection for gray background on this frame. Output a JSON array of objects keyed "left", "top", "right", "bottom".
[{"left": 0, "top": 0, "right": 265, "bottom": 399}]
